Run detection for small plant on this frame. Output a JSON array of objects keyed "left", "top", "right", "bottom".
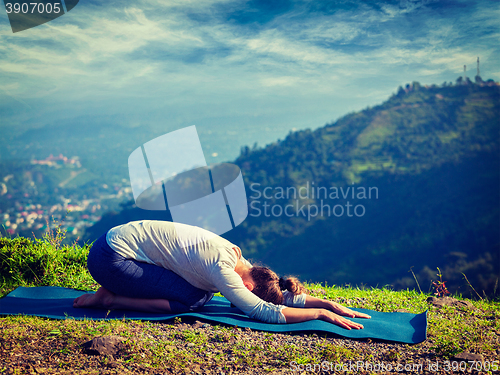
[
  {"left": 462, "top": 272, "right": 483, "bottom": 300},
  {"left": 409, "top": 266, "right": 423, "bottom": 294},
  {"left": 432, "top": 267, "right": 450, "bottom": 297},
  {"left": 42, "top": 214, "right": 69, "bottom": 250}
]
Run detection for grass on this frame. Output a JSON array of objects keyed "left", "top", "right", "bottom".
[
  {"left": 306, "top": 283, "right": 500, "bottom": 357},
  {"left": 0, "top": 236, "right": 97, "bottom": 295},
  {"left": 0, "top": 232, "right": 499, "bottom": 374}
]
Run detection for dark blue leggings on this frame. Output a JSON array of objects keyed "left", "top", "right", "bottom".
[{"left": 87, "top": 233, "right": 213, "bottom": 313}]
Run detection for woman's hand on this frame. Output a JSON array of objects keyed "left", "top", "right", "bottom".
[
  {"left": 318, "top": 309, "right": 366, "bottom": 330},
  {"left": 327, "top": 301, "right": 371, "bottom": 320},
  {"left": 304, "top": 294, "right": 371, "bottom": 320},
  {"left": 283, "top": 294, "right": 372, "bottom": 329}
]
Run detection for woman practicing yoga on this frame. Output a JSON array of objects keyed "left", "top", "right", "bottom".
[{"left": 73, "top": 220, "right": 370, "bottom": 329}]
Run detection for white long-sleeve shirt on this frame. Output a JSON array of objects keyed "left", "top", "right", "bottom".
[{"left": 105, "top": 220, "right": 305, "bottom": 323}]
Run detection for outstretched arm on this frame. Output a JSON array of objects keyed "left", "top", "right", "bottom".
[
  {"left": 280, "top": 294, "right": 371, "bottom": 330},
  {"left": 281, "top": 306, "right": 365, "bottom": 330},
  {"left": 303, "top": 294, "right": 371, "bottom": 319}
]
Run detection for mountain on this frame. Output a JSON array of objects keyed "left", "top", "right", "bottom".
[{"left": 84, "top": 80, "right": 500, "bottom": 297}]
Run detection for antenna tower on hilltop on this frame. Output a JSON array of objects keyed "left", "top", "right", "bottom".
[
  {"left": 477, "top": 57, "right": 480, "bottom": 76},
  {"left": 463, "top": 65, "right": 466, "bottom": 81}
]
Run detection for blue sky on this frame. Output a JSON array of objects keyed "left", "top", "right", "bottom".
[{"left": 1, "top": 0, "right": 499, "bottom": 162}]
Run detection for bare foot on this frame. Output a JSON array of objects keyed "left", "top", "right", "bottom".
[{"left": 73, "top": 287, "right": 115, "bottom": 309}]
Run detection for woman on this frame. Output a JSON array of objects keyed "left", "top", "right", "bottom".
[{"left": 73, "top": 220, "right": 370, "bottom": 329}]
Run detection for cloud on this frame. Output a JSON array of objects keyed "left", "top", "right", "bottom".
[
  {"left": 259, "top": 76, "right": 300, "bottom": 87},
  {"left": 0, "top": 0, "right": 498, "bottom": 155}
]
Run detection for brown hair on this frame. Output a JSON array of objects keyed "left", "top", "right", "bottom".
[{"left": 249, "top": 266, "right": 307, "bottom": 305}]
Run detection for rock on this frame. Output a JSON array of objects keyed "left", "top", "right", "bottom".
[
  {"left": 426, "top": 296, "right": 474, "bottom": 309},
  {"left": 177, "top": 323, "right": 191, "bottom": 330},
  {"left": 81, "top": 335, "right": 126, "bottom": 356},
  {"left": 453, "top": 352, "right": 484, "bottom": 361},
  {"left": 191, "top": 320, "right": 204, "bottom": 329},
  {"left": 106, "top": 361, "right": 118, "bottom": 368}
]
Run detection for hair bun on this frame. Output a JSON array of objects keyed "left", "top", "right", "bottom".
[{"left": 278, "top": 277, "right": 286, "bottom": 290}]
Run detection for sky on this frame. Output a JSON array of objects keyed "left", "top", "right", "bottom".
[{"left": 1, "top": 0, "right": 499, "bottom": 162}]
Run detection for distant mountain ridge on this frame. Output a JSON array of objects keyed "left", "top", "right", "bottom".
[{"left": 85, "top": 81, "right": 500, "bottom": 297}]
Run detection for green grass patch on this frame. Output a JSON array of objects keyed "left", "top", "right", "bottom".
[{"left": 0, "top": 235, "right": 97, "bottom": 297}]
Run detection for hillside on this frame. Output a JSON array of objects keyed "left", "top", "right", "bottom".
[{"left": 85, "top": 81, "right": 500, "bottom": 298}]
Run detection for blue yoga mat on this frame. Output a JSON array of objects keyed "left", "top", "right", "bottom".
[{"left": 0, "top": 286, "right": 427, "bottom": 344}]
